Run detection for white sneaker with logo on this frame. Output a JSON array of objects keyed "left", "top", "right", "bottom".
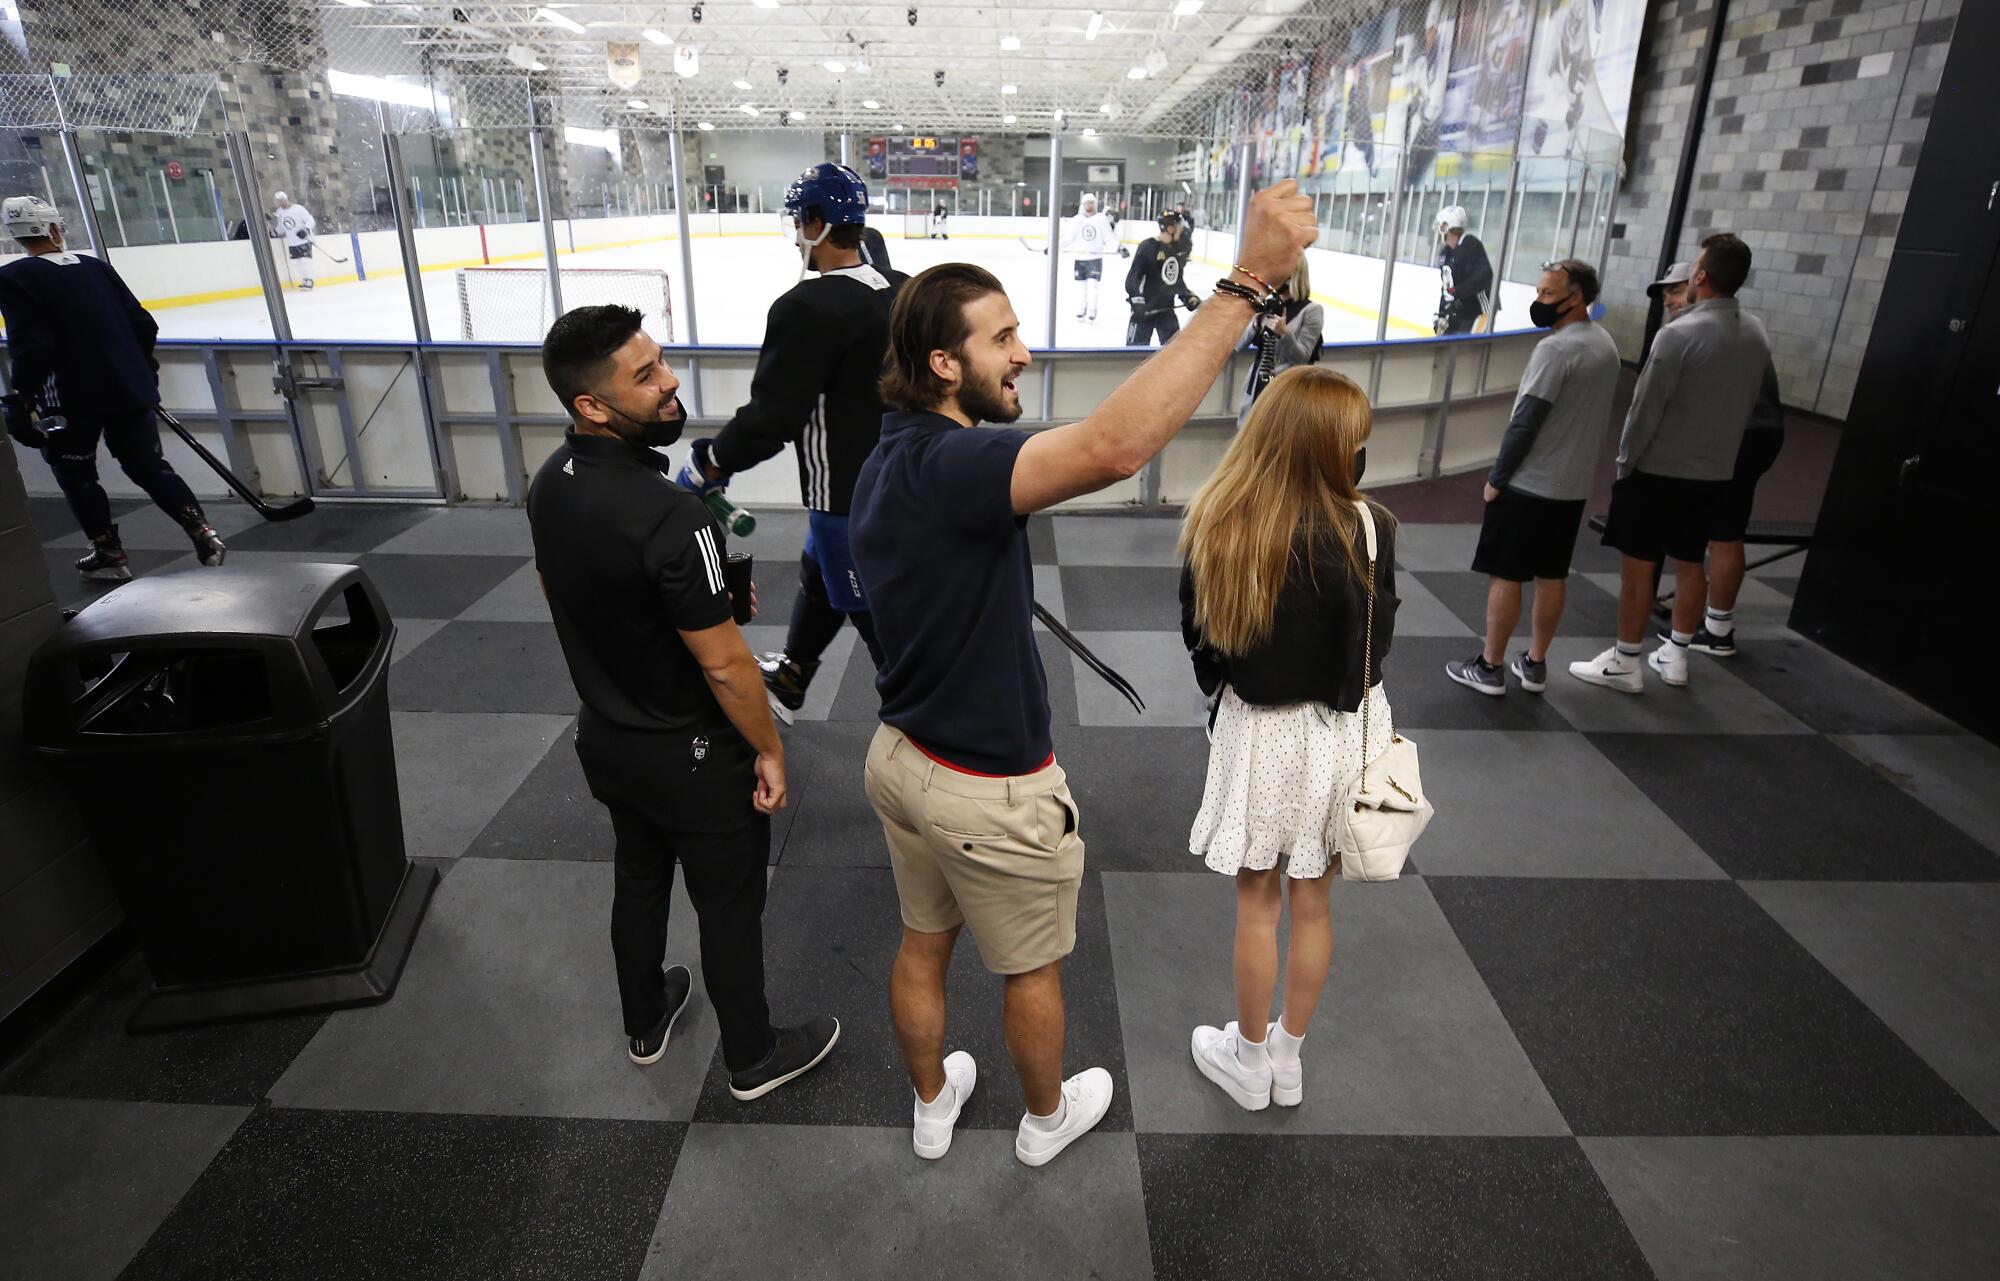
[
  {"left": 1568, "top": 645, "right": 1645, "bottom": 694},
  {"left": 1649, "top": 643, "right": 1690, "bottom": 687},
  {"left": 1015, "top": 1067, "right": 1114, "bottom": 1168},
  {"left": 1191, "top": 1021, "right": 1273, "bottom": 1111},
  {"left": 912, "top": 1051, "right": 977, "bottom": 1161}
]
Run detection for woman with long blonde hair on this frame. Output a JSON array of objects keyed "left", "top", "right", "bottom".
[{"left": 1177, "top": 364, "right": 1400, "bottom": 1111}]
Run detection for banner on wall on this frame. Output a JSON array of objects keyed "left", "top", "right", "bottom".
[
  {"left": 959, "top": 137, "right": 978, "bottom": 181},
  {"left": 607, "top": 43, "right": 641, "bottom": 90},
  {"left": 1523, "top": 0, "right": 1648, "bottom": 160},
  {"left": 867, "top": 136, "right": 887, "bottom": 180},
  {"left": 1439, "top": 0, "right": 1533, "bottom": 161}
]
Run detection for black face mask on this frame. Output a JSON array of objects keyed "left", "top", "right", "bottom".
[
  {"left": 1353, "top": 447, "right": 1367, "bottom": 485},
  {"left": 599, "top": 395, "right": 686, "bottom": 448},
  {"left": 1528, "top": 291, "right": 1576, "bottom": 329}
]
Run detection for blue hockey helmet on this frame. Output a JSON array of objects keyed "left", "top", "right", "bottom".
[{"left": 783, "top": 163, "right": 869, "bottom": 227}]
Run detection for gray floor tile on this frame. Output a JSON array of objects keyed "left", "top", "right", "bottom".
[
  {"left": 1032, "top": 561, "right": 1065, "bottom": 626},
  {"left": 390, "top": 711, "right": 573, "bottom": 860},
  {"left": 1582, "top": 1136, "right": 2000, "bottom": 1281},
  {"left": 1060, "top": 565, "right": 1183, "bottom": 632},
  {"left": 772, "top": 719, "right": 888, "bottom": 866},
  {"left": 1387, "top": 569, "right": 1478, "bottom": 637},
  {"left": 1054, "top": 514, "right": 1184, "bottom": 566},
  {"left": 1590, "top": 733, "right": 2000, "bottom": 881},
  {"left": 1139, "top": 1133, "right": 1652, "bottom": 1281},
  {"left": 270, "top": 859, "right": 717, "bottom": 1121},
  {"left": 39, "top": 499, "right": 263, "bottom": 550},
  {"left": 1724, "top": 633, "right": 1962, "bottom": 734},
  {"left": 40, "top": 546, "right": 184, "bottom": 611},
  {"left": 733, "top": 507, "right": 810, "bottom": 562},
  {"left": 369, "top": 506, "right": 535, "bottom": 556},
  {"left": 387, "top": 620, "right": 580, "bottom": 714},
  {"left": 692, "top": 867, "right": 1131, "bottom": 1131},
  {"left": 390, "top": 616, "right": 448, "bottom": 664},
  {"left": 352, "top": 552, "right": 529, "bottom": 622},
  {"left": 1413, "top": 730, "right": 1726, "bottom": 879},
  {"left": 455, "top": 560, "right": 552, "bottom": 623},
  {"left": 1381, "top": 635, "right": 1579, "bottom": 732},
  {"left": 1832, "top": 733, "right": 2000, "bottom": 853},
  {"left": 1431, "top": 877, "right": 1995, "bottom": 1136},
  {"left": 461, "top": 726, "right": 610, "bottom": 861},
  {"left": 1387, "top": 522, "right": 1482, "bottom": 572},
  {"left": 1537, "top": 635, "right": 1813, "bottom": 734},
  {"left": 1747, "top": 883, "right": 2000, "bottom": 1127},
  {"left": 1101, "top": 872, "right": 1567, "bottom": 1136},
  {"left": 741, "top": 622, "right": 859, "bottom": 722},
  {"left": 121, "top": 1107, "right": 680, "bottom": 1281},
  {"left": 1421, "top": 569, "right": 1625, "bottom": 639},
  {"left": 225, "top": 504, "right": 437, "bottom": 554},
  {"left": 1058, "top": 726, "right": 1215, "bottom": 872},
  {"left": 834, "top": 629, "right": 1078, "bottom": 727},
  {"left": 1027, "top": 513, "right": 1058, "bottom": 565},
  {"left": 0, "top": 1096, "right": 248, "bottom": 1281},
  {"left": 643, "top": 1124, "right": 1153, "bottom": 1281},
  {"left": 1073, "top": 631, "right": 1209, "bottom": 727},
  {"left": 27, "top": 495, "right": 144, "bottom": 543}
]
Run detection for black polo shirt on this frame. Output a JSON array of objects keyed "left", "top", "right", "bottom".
[
  {"left": 527, "top": 431, "right": 733, "bottom": 735},
  {"left": 849, "top": 410, "right": 1048, "bottom": 776}
]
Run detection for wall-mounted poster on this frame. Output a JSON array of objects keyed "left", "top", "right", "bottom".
[
  {"left": 1523, "top": 0, "right": 1649, "bottom": 160},
  {"left": 1440, "top": 0, "right": 1534, "bottom": 160}
]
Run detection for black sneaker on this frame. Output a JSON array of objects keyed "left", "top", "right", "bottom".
[
  {"left": 728, "top": 1015, "right": 841, "bottom": 1101},
  {"left": 628, "top": 964, "right": 693, "bottom": 1065},
  {"left": 1444, "top": 655, "right": 1505, "bottom": 696},
  {"left": 1509, "top": 651, "right": 1548, "bottom": 693},
  {"left": 75, "top": 526, "right": 132, "bottom": 581},
  {"left": 757, "top": 652, "right": 819, "bottom": 725},
  {"left": 1656, "top": 624, "right": 1737, "bottom": 657}
]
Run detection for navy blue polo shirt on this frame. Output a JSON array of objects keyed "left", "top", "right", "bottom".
[{"left": 850, "top": 409, "right": 1049, "bottom": 776}]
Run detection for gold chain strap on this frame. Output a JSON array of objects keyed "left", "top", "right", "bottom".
[{"left": 1359, "top": 502, "right": 1376, "bottom": 796}]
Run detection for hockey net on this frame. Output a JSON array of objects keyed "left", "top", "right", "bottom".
[
  {"left": 455, "top": 267, "right": 673, "bottom": 343},
  {"left": 901, "top": 209, "right": 933, "bottom": 240}
]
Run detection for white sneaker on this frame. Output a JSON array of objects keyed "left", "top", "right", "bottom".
[
  {"left": 1191, "top": 1021, "right": 1272, "bottom": 1111},
  {"left": 1568, "top": 645, "right": 1644, "bottom": 694},
  {"left": 1648, "top": 643, "right": 1689, "bottom": 687},
  {"left": 1015, "top": 1067, "right": 1114, "bottom": 1168},
  {"left": 912, "top": 1051, "right": 976, "bottom": 1161}
]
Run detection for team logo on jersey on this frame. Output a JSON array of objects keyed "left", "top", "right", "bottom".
[
  {"left": 1081, "top": 224, "right": 1099, "bottom": 242},
  {"left": 1162, "top": 256, "right": 1180, "bottom": 286}
]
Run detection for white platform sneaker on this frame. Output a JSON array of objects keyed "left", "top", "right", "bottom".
[
  {"left": 1015, "top": 1067, "right": 1114, "bottom": 1167},
  {"left": 1191, "top": 1021, "right": 1272, "bottom": 1111},
  {"left": 912, "top": 1051, "right": 977, "bottom": 1161}
]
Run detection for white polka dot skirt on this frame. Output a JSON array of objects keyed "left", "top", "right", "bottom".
[{"left": 1189, "top": 684, "right": 1396, "bottom": 880}]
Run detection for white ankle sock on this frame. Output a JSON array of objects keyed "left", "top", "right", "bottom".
[
  {"left": 1616, "top": 640, "right": 1643, "bottom": 658},
  {"left": 1269, "top": 1018, "right": 1304, "bottom": 1066},
  {"left": 1234, "top": 1028, "right": 1270, "bottom": 1071},
  {"left": 916, "top": 1079, "right": 956, "bottom": 1120},
  {"left": 1705, "top": 606, "right": 1736, "bottom": 637},
  {"left": 1669, "top": 630, "right": 1693, "bottom": 648},
  {"left": 1024, "top": 1095, "right": 1069, "bottom": 1132}
]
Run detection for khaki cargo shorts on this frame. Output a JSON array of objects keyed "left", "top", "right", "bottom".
[{"left": 863, "top": 723, "right": 1086, "bottom": 975}]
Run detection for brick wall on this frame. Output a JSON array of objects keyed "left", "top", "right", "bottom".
[{"left": 1602, "top": 0, "right": 1961, "bottom": 420}]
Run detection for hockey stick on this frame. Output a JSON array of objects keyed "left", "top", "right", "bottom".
[
  {"left": 1033, "top": 601, "right": 1145, "bottom": 714},
  {"left": 1020, "top": 236, "right": 1050, "bottom": 255},
  {"left": 311, "top": 240, "right": 349, "bottom": 264},
  {"left": 158, "top": 409, "right": 316, "bottom": 522}
]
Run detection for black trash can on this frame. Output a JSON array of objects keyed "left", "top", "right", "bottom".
[{"left": 24, "top": 562, "right": 437, "bottom": 1031}]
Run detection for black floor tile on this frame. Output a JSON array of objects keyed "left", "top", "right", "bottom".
[
  {"left": 1059, "top": 565, "right": 1184, "bottom": 632},
  {"left": 829, "top": 629, "right": 1080, "bottom": 728},
  {"left": 1058, "top": 725, "right": 1213, "bottom": 871},
  {"left": 1429, "top": 877, "right": 1996, "bottom": 1137},
  {"left": 1027, "top": 514, "right": 1058, "bottom": 565},
  {"left": 693, "top": 867, "right": 1131, "bottom": 1131},
  {"left": 26, "top": 495, "right": 144, "bottom": 541},
  {"left": 40, "top": 547, "right": 186, "bottom": 611},
  {"left": 388, "top": 620, "right": 580, "bottom": 714},
  {"left": 1722, "top": 634, "right": 1960, "bottom": 734},
  {"left": 1759, "top": 575, "right": 1800, "bottom": 599},
  {"left": 774, "top": 719, "right": 886, "bottom": 866},
  {"left": 1138, "top": 1134, "right": 1653, "bottom": 1281},
  {"left": 0, "top": 953, "right": 326, "bottom": 1107},
  {"left": 1588, "top": 733, "right": 2000, "bottom": 881},
  {"left": 352, "top": 552, "right": 528, "bottom": 621},
  {"left": 225, "top": 504, "right": 438, "bottom": 554},
  {"left": 462, "top": 728, "right": 610, "bottom": 861},
  {"left": 1416, "top": 569, "right": 1623, "bottom": 641},
  {"left": 119, "top": 1108, "right": 683, "bottom": 1281},
  {"left": 1378, "top": 635, "right": 1576, "bottom": 731},
  {"left": 1567, "top": 533, "right": 1630, "bottom": 574}
]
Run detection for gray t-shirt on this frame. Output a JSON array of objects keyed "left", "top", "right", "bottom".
[{"left": 1505, "top": 320, "right": 1621, "bottom": 501}]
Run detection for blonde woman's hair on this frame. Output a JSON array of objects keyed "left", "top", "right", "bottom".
[
  {"left": 1286, "top": 256, "right": 1311, "bottom": 302},
  {"left": 1178, "top": 365, "right": 1375, "bottom": 657}
]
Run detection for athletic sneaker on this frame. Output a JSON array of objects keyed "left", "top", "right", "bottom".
[
  {"left": 1270, "top": 1048, "right": 1303, "bottom": 1108},
  {"left": 75, "top": 527, "right": 132, "bottom": 582},
  {"left": 758, "top": 652, "right": 818, "bottom": 726},
  {"left": 1658, "top": 624, "right": 1736, "bottom": 657},
  {"left": 1444, "top": 655, "right": 1505, "bottom": 697},
  {"left": 1648, "top": 643, "right": 1690, "bottom": 687},
  {"left": 1568, "top": 645, "right": 1644, "bottom": 694},
  {"left": 628, "top": 965, "right": 693, "bottom": 1065},
  {"left": 1510, "top": 651, "right": 1548, "bottom": 693},
  {"left": 1190, "top": 1021, "right": 1272, "bottom": 1111},
  {"left": 728, "top": 1015, "right": 841, "bottom": 1101},
  {"left": 912, "top": 1050, "right": 977, "bottom": 1161},
  {"left": 1015, "top": 1067, "right": 1114, "bottom": 1168}
]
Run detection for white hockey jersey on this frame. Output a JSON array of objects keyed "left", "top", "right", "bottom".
[
  {"left": 1061, "top": 211, "right": 1116, "bottom": 261},
  {"left": 273, "top": 205, "right": 316, "bottom": 244}
]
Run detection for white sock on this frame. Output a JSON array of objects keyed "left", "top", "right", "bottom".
[
  {"left": 1234, "top": 1027, "right": 1270, "bottom": 1071},
  {"left": 1269, "top": 1018, "right": 1304, "bottom": 1066},
  {"left": 1616, "top": 640, "right": 1643, "bottom": 658},
  {"left": 1705, "top": 606, "right": 1735, "bottom": 637},
  {"left": 916, "top": 1078, "right": 956, "bottom": 1120},
  {"left": 1670, "top": 630, "right": 1693, "bottom": 648},
  {"left": 1024, "top": 1095, "right": 1069, "bottom": 1132}
]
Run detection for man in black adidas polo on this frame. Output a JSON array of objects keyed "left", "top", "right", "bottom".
[{"left": 528, "top": 304, "right": 838, "bottom": 1099}]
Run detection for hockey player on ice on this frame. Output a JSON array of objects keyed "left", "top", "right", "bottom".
[
  {"left": 678, "top": 163, "right": 908, "bottom": 721},
  {"left": 1434, "top": 205, "right": 1493, "bottom": 335},
  {"left": 271, "top": 191, "right": 318, "bottom": 290},
  {"left": 1048, "top": 193, "right": 1125, "bottom": 323},
  {"left": 1123, "top": 211, "right": 1200, "bottom": 347}
]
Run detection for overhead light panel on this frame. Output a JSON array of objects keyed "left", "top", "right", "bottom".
[
  {"left": 732, "top": 79, "right": 751, "bottom": 90},
  {"left": 335, "top": 0, "right": 371, "bottom": 8},
  {"left": 1082, "top": 126, "right": 1098, "bottom": 137},
  {"left": 750, "top": 0, "right": 780, "bottom": 8},
  {"left": 1173, "top": 0, "right": 1202, "bottom": 14},
  {"left": 1002, "top": 113, "right": 1017, "bottom": 124},
  {"left": 697, "top": 121, "right": 714, "bottom": 131},
  {"left": 1100, "top": 102, "right": 1114, "bottom": 114},
  {"left": 1085, "top": 12, "right": 1103, "bottom": 40},
  {"left": 536, "top": 7, "right": 586, "bottom": 34},
  {"left": 1002, "top": 83, "right": 1017, "bottom": 94},
  {"left": 627, "top": 99, "right": 649, "bottom": 109},
  {"left": 823, "top": 60, "right": 846, "bottom": 73},
  {"left": 642, "top": 28, "right": 672, "bottom": 45},
  {"left": 1127, "top": 66, "right": 1146, "bottom": 79},
  {"left": 862, "top": 99, "right": 881, "bottom": 109},
  {"left": 564, "top": 125, "right": 619, "bottom": 152},
  {"left": 504, "top": 44, "right": 541, "bottom": 70},
  {"left": 739, "top": 103, "right": 760, "bottom": 115},
  {"left": 327, "top": 69, "right": 447, "bottom": 113},
  {"left": 789, "top": 109, "right": 807, "bottom": 119},
  {"left": 1000, "top": 36, "right": 1020, "bottom": 51}
]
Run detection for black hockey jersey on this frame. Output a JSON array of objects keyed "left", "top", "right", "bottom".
[
  {"left": 1124, "top": 237, "right": 1197, "bottom": 313},
  {"left": 1439, "top": 234, "right": 1494, "bottom": 331},
  {"left": 711, "top": 262, "right": 908, "bottom": 514},
  {"left": 0, "top": 251, "right": 160, "bottom": 416}
]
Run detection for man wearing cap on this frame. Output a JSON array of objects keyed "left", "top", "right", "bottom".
[
  {"left": 1435, "top": 205, "right": 1493, "bottom": 334},
  {"left": 1649, "top": 260, "right": 1692, "bottom": 320}
]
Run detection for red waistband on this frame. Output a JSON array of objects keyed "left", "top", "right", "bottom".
[{"left": 906, "top": 735, "right": 1055, "bottom": 779}]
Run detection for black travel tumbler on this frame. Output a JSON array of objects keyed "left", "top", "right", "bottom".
[{"left": 724, "top": 552, "right": 754, "bottom": 625}]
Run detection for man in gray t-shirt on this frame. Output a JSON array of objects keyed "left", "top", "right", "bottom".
[{"left": 1447, "top": 258, "right": 1618, "bottom": 698}]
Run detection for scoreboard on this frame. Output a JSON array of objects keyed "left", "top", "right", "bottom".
[{"left": 869, "top": 135, "right": 979, "bottom": 189}]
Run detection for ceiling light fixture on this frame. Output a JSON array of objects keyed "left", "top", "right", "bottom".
[
  {"left": 1000, "top": 36, "right": 1020, "bottom": 51},
  {"left": 732, "top": 79, "right": 751, "bottom": 90},
  {"left": 335, "top": 0, "right": 371, "bottom": 8},
  {"left": 642, "top": 28, "right": 671, "bottom": 45},
  {"left": 790, "top": 109, "right": 807, "bottom": 119},
  {"left": 1127, "top": 66, "right": 1146, "bottom": 79},
  {"left": 697, "top": 120, "right": 714, "bottom": 130},
  {"left": 1085, "top": 12, "right": 1104, "bottom": 40},
  {"left": 1082, "top": 126, "right": 1098, "bottom": 137},
  {"left": 739, "top": 103, "right": 760, "bottom": 115},
  {"left": 751, "top": 0, "right": 780, "bottom": 8},
  {"left": 1001, "top": 83, "right": 1017, "bottom": 94},
  {"left": 535, "top": 7, "right": 585, "bottom": 34},
  {"left": 1002, "top": 113, "right": 1017, "bottom": 124},
  {"left": 1100, "top": 102, "right": 1114, "bottom": 113},
  {"left": 1173, "top": 0, "right": 1202, "bottom": 14},
  {"left": 823, "top": 60, "right": 845, "bottom": 73},
  {"left": 861, "top": 98, "right": 880, "bottom": 108},
  {"left": 627, "top": 99, "right": 649, "bottom": 109}
]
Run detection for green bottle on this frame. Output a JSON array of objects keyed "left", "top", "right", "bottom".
[{"left": 704, "top": 490, "right": 755, "bottom": 537}]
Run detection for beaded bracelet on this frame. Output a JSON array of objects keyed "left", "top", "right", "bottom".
[
  {"left": 1231, "top": 264, "right": 1277, "bottom": 295},
  {"left": 1211, "top": 278, "right": 1278, "bottom": 311}
]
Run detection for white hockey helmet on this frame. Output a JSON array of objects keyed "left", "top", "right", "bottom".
[
  {"left": 1436, "top": 204, "right": 1469, "bottom": 235},
  {"left": 3, "top": 195, "right": 63, "bottom": 241},
  {"left": 1079, "top": 192, "right": 1097, "bottom": 211},
  {"left": 273, "top": 191, "right": 290, "bottom": 205}
]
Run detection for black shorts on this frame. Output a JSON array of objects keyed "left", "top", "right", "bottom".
[
  {"left": 1602, "top": 472, "right": 1727, "bottom": 565},
  {"left": 1711, "top": 428, "right": 1784, "bottom": 542},
  {"left": 287, "top": 242, "right": 312, "bottom": 260},
  {"left": 1472, "top": 488, "right": 1586, "bottom": 582},
  {"left": 1074, "top": 259, "right": 1103, "bottom": 281}
]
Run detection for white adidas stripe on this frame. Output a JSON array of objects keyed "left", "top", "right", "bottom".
[{"left": 694, "top": 526, "right": 724, "bottom": 595}]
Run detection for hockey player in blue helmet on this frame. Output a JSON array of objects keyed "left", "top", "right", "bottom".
[{"left": 679, "top": 163, "right": 909, "bottom": 721}]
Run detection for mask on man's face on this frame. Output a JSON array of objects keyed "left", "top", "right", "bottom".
[
  {"left": 596, "top": 394, "right": 686, "bottom": 448},
  {"left": 1528, "top": 291, "right": 1575, "bottom": 329}
]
